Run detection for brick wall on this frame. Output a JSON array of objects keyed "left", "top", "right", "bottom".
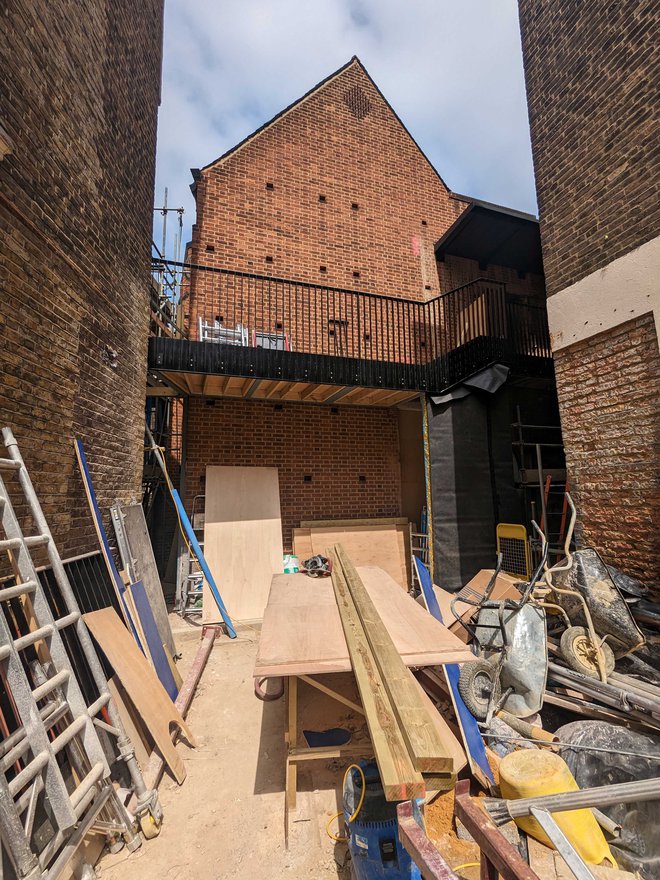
[
  {"left": 184, "top": 398, "right": 402, "bottom": 550},
  {"left": 0, "top": 0, "right": 163, "bottom": 560},
  {"left": 518, "top": 0, "right": 660, "bottom": 589},
  {"left": 186, "top": 58, "right": 466, "bottom": 338},
  {"left": 518, "top": 0, "right": 660, "bottom": 297},
  {"left": 554, "top": 314, "right": 660, "bottom": 591}
]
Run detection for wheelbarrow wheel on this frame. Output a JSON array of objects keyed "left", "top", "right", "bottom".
[
  {"left": 560, "top": 626, "right": 615, "bottom": 679},
  {"left": 458, "top": 659, "right": 501, "bottom": 721}
]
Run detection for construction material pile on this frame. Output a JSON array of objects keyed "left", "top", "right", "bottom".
[{"left": 397, "top": 496, "right": 660, "bottom": 880}]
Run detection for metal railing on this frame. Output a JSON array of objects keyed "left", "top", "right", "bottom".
[{"left": 151, "top": 259, "right": 551, "bottom": 393}]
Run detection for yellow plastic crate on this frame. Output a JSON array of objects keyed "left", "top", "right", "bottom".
[{"left": 496, "top": 523, "right": 531, "bottom": 579}]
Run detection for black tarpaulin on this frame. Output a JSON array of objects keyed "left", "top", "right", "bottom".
[{"left": 427, "top": 376, "right": 519, "bottom": 591}]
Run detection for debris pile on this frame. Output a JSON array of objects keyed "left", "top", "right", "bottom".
[{"left": 412, "top": 493, "right": 660, "bottom": 880}]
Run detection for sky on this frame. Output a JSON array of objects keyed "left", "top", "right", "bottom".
[{"left": 153, "top": 0, "right": 537, "bottom": 257}]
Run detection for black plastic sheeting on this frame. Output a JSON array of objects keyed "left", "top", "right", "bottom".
[
  {"left": 558, "top": 721, "right": 660, "bottom": 879},
  {"left": 427, "top": 379, "right": 519, "bottom": 590}
]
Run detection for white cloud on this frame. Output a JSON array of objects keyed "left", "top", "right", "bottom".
[{"left": 153, "top": 0, "right": 536, "bottom": 253}]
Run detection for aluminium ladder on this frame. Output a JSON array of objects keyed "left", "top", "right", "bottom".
[{"left": 0, "top": 428, "right": 160, "bottom": 879}]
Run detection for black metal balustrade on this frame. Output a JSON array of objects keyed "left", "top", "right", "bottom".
[{"left": 150, "top": 259, "right": 552, "bottom": 394}]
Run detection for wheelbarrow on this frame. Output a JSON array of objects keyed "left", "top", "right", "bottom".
[
  {"left": 454, "top": 529, "right": 549, "bottom": 723},
  {"left": 534, "top": 494, "right": 645, "bottom": 682}
]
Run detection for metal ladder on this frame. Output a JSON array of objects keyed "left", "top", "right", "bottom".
[
  {"left": 410, "top": 506, "right": 429, "bottom": 594},
  {"left": 0, "top": 428, "right": 161, "bottom": 879},
  {"left": 176, "top": 494, "right": 205, "bottom": 619}
]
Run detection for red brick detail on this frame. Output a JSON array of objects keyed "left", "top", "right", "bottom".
[
  {"left": 183, "top": 398, "right": 402, "bottom": 551},
  {"left": 0, "top": 0, "right": 163, "bottom": 561},
  {"left": 554, "top": 313, "right": 660, "bottom": 593},
  {"left": 185, "top": 60, "right": 466, "bottom": 338}
]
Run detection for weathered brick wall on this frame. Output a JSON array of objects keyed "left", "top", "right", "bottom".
[
  {"left": 0, "top": 0, "right": 163, "bottom": 559},
  {"left": 518, "top": 0, "right": 660, "bottom": 297},
  {"left": 186, "top": 59, "right": 466, "bottom": 339},
  {"left": 518, "top": 0, "right": 660, "bottom": 589},
  {"left": 184, "top": 398, "right": 402, "bottom": 550},
  {"left": 554, "top": 314, "right": 660, "bottom": 591}
]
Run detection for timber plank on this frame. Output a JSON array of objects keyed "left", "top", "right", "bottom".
[
  {"left": 300, "top": 517, "right": 409, "bottom": 528},
  {"left": 254, "top": 571, "right": 472, "bottom": 678},
  {"left": 84, "top": 608, "right": 194, "bottom": 784},
  {"left": 334, "top": 544, "right": 453, "bottom": 774},
  {"left": 329, "top": 550, "right": 425, "bottom": 802}
]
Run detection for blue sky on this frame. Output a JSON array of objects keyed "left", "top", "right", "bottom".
[{"left": 153, "top": 0, "right": 537, "bottom": 256}]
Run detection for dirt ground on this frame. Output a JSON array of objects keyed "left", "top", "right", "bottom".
[{"left": 97, "top": 617, "right": 366, "bottom": 880}]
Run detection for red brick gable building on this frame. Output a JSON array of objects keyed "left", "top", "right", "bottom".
[
  {"left": 150, "top": 57, "right": 556, "bottom": 597},
  {"left": 186, "top": 56, "right": 466, "bottom": 329}
]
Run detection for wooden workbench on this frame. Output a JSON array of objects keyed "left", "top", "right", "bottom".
[{"left": 254, "top": 567, "right": 472, "bottom": 840}]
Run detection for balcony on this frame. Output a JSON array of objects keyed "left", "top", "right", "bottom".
[{"left": 148, "top": 261, "right": 552, "bottom": 405}]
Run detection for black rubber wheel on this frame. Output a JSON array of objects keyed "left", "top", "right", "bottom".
[
  {"left": 458, "top": 659, "right": 501, "bottom": 721},
  {"left": 560, "top": 626, "right": 615, "bottom": 679}
]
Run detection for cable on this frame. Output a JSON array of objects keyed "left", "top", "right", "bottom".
[
  {"left": 453, "top": 864, "right": 480, "bottom": 872},
  {"left": 480, "top": 732, "right": 660, "bottom": 761},
  {"left": 326, "top": 763, "right": 366, "bottom": 842}
]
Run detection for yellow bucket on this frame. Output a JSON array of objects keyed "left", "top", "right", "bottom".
[{"left": 499, "top": 750, "right": 616, "bottom": 866}]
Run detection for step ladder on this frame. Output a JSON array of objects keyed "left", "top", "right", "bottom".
[
  {"left": 410, "top": 506, "right": 430, "bottom": 594},
  {"left": 176, "top": 494, "right": 205, "bottom": 618},
  {"left": 0, "top": 428, "right": 159, "bottom": 879}
]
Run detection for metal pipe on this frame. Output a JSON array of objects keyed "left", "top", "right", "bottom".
[
  {"left": 484, "top": 776, "right": 660, "bottom": 825},
  {"left": 0, "top": 581, "right": 37, "bottom": 602},
  {"left": 8, "top": 752, "right": 49, "bottom": 797},
  {"left": 548, "top": 661, "right": 660, "bottom": 716},
  {"left": 530, "top": 808, "right": 596, "bottom": 880},
  {"left": 480, "top": 732, "right": 660, "bottom": 761},
  {"left": 592, "top": 808, "right": 621, "bottom": 838},
  {"left": 13, "top": 623, "right": 53, "bottom": 651},
  {"left": 32, "top": 670, "right": 69, "bottom": 702},
  {"left": 0, "top": 701, "right": 69, "bottom": 761},
  {"left": 70, "top": 763, "right": 105, "bottom": 812}
]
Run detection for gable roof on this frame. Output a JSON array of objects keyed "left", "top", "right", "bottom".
[{"left": 195, "top": 56, "right": 454, "bottom": 192}]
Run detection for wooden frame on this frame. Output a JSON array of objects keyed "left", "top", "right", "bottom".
[{"left": 283, "top": 673, "right": 373, "bottom": 846}]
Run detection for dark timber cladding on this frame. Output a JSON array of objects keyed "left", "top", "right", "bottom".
[{"left": 435, "top": 200, "right": 544, "bottom": 276}]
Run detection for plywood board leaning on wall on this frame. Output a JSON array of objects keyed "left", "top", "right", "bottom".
[
  {"left": 84, "top": 608, "right": 194, "bottom": 784},
  {"left": 121, "top": 502, "right": 176, "bottom": 658},
  {"left": 293, "top": 519, "right": 410, "bottom": 590},
  {"left": 203, "top": 466, "right": 284, "bottom": 623}
]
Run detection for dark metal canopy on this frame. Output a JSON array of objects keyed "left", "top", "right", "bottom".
[{"left": 435, "top": 197, "right": 544, "bottom": 276}]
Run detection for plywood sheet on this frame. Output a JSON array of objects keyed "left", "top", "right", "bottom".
[
  {"left": 414, "top": 678, "right": 466, "bottom": 774},
  {"left": 127, "top": 580, "right": 178, "bottom": 700},
  {"left": 107, "top": 676, "right": 152, "bottom": 769},
  {"left": 84, "top": 608, "right": 194, "bottom": 784},
  {"left": 122, "top": 503, "right": 176, "bottom": 658},
  {"left": 292, "top": 528, "right": 314, "bottom": 562},
  {"left": 254, "top": 568, "right": 472, "bottom": 678},
  {"left": 309, "top": 523, "right": 410, "bottom": 589},
  {"left": 203, "top": 466, "right": 284, "bottom": 623}
]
